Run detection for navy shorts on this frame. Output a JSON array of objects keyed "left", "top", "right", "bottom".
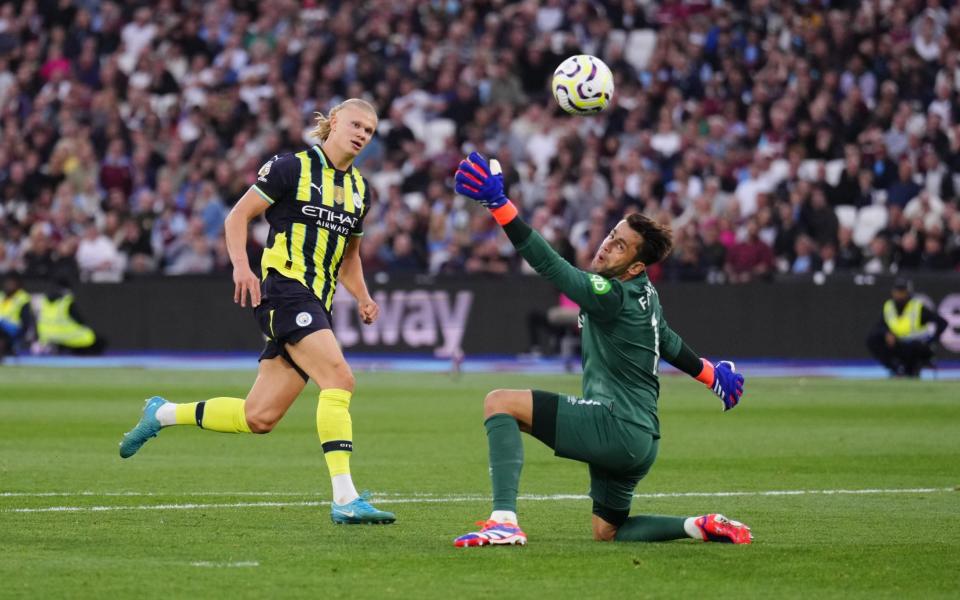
[{"left": 253, "top": 272, "right": 332, "bottom": 381}]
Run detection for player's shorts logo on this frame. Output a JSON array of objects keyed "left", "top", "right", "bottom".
[{"left": 296, "top": 312, "right": 313, "bottom": 327}]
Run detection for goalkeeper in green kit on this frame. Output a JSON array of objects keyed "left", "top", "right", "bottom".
[{"left": 452, "top": 152, "right": 752, "bottom": 547}]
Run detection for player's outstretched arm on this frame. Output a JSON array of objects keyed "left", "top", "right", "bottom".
[
  {"left": 658, "top": 321, "right": 744, "bottom": 411},
  {"left": 454, "top": 152, "right": 623, "bottom": 316}
]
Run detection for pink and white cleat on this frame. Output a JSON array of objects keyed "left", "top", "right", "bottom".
[
  {"left": 454, "top": 520, "right": 527, "bottom": 547},
  {"left": 694, "top": 514, "right": 753, "bottom": 544}
]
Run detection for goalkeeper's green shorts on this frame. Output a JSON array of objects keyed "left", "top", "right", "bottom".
[{"left": 531, "top": 390, "right": 658, "bottom": 512}]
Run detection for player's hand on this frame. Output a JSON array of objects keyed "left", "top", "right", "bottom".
[
  {"left": 454, "top": 151, "right": 508, "bottom": 209},
  {"left": 358, "top": 297, "right": 379, "bottom": 325},
  {"left": 711, "top": 360, "right": 744, "bottom": 411},
  {"left": 233, "top": 265, "right": 261, "bottom": 307}
]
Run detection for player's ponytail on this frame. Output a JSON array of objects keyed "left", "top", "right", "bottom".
[{"left": 310, "top": 98, "right": 379, "bottom": 141}]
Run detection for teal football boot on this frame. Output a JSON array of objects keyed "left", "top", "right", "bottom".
[
  {"left": 119, "top": 396, "right": 167, "bottom": 458},
  {"left": 330, "top": 492, "right": 396, "bottom": 525}
]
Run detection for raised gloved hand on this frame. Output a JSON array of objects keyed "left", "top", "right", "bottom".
[
  {"left": 711, "top": 360, "right": 744, "bottom": 411},
  {"left": 454, "top": 151, "right": 508, "bottom": 209},
  {"left": 696, "top": 359, "right": 744, "bottom": 411}
]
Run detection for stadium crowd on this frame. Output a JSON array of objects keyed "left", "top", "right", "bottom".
[{"left": 1, "top": 0, "right": 959, "bottom": 285}]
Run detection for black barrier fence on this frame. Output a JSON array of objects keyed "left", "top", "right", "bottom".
[{"left": 20, "top": 275, "right": 960, "bottom": 359}]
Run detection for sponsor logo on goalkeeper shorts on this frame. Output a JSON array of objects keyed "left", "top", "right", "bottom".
[{"left": 565, "top": 395, "right": 601, "bottom": 406}]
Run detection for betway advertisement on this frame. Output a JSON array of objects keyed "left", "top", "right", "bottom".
[
  {"left": 330, "top": 289, "right": 474, "bottom": 357},
  {"left": 47, "top": 274, "right": 960, "bottom": 358}
]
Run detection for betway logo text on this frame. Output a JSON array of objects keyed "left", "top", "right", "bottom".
[{"left": 331, "top": 289, "right": 473, "bottom": 356}]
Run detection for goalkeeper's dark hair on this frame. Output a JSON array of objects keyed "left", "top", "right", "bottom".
[{"left": 626, "top": 213, "right": 673, "bottom": 265}]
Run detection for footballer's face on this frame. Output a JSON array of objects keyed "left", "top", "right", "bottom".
[
  {"left": 591, "top": 220, "right": 645, "bottom": 280},
  {"left": 329, "top": 106, "right": 378, "bottom": 160}
]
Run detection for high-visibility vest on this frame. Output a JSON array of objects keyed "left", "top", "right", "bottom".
[
  {"left": 883, "top": 298, "right": 925, "bottom": 340},
  {"left": 37, "top": 294, "right": 96, "bottom": 348},
  {"left": 0, "top": 289, "right": 31, "bottom": 328}
]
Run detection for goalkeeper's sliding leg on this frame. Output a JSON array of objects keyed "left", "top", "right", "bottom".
[
  {"left": 454, "top": 389, "right": 751, "bottom": 546},
  {"left": 118, "top": 330, "right": 394, "bottom": 524}
]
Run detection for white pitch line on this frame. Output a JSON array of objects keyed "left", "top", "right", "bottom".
[
  {"left": 190, "top": 561, "right": 259, "bottom": 568},
  {"left": 0, "top": 491, "right": 460, "bottom": 498},
  {"left": 1, "top": 487, "right": 953, "bottom": 514}
]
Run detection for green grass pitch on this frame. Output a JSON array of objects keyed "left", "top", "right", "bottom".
[{"left": 1, "top": 367, "right": 958, "bottom": 598}]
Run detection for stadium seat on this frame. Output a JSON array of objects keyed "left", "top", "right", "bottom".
[
  {"left": 625, "top": 30, "right": 657, "bottom": 71},
  {"left": 824, "top": 159, "right": 844, "bottom": 186},
  {"left": 605, "top": 29, "right": 627, "bottom": 58},
  {"left": 835, "top": 205, "right": 857, "bottom": 230},
  {"left": 853, "top": 205, "right": 888, "bottom": 247},
  {"left": 568, "top": 220, "right": 590, "bottom": 248},
  {"left": 422, "top": 119, "right": 456, "bottom": 157},
  {"left": 798, "top": 159, "right": 822, "bottom": 182}
]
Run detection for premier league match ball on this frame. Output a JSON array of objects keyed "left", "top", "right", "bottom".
[{"left": 551, "top": 54, "right": 614, "bottom": 116}]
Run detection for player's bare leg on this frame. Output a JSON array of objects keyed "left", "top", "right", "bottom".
[
  {"left": 119, "top": 357, "right": 306, "bottom": 458},
  {"left": 286, "top": 329, "right": 394, "bottom": 524},
  {"left": 240, "top": 357, "right": 308, "bottom": 432},
  {"left": 455, "top": 389, "right": 532, "bottom": 547}
]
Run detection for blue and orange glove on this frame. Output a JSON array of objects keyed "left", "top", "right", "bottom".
[
  {"left": 695, "top": 359, "right": 744, "bottom": 411},
  {"left": 454, "top": 152, "right": 508, "bottom": 208}
]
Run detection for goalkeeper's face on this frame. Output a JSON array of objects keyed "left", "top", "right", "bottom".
[{"left": 590, "top": 220, "right": 645, "bottom": 280}]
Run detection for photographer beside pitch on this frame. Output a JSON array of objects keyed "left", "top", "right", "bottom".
[{"left": 452, "top": 152, "right": 751, "bottom": 547}]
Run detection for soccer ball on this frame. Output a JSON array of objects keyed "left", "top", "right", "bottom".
[{"left": 551, "top": 55, "right": 614, "bottom": 115}]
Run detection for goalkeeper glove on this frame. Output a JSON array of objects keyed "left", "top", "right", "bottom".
[
  {"left": 454, "top": 151, "right": 508, "bottom": 209},
  {"left": 696, "top": 359, "right": 744, "bottom": 411}
]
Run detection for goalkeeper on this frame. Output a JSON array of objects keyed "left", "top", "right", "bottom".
[{"left": 452, "top": 153, "right": 751, "bottom": 547}]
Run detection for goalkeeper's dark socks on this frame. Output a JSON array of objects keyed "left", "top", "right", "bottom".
[
  {"left": 485, "top": 413, "right": 524, "bottom": 513},
  {"left": 613, "top": 514, "right": 689, "bottom": 542}
]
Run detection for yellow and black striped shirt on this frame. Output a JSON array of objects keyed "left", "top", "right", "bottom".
[{"left": 250, "top": 146, "right": 371, "bottom": 311}]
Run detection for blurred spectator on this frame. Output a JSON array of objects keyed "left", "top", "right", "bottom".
[
  {"left": 725, "top": 218, "right": 774, "bottom": 284},
  {"left": 76, "top": 221, "right": 125, "bottom": 282},
  {"left": 836, "top": 227, "right": 864, "bottom": 271},
  {"left": 790, "top": 235, "right": 821, "bottom": 275},
  {"left": 0, "top": 0, "right": 956, "bottom": 286}
]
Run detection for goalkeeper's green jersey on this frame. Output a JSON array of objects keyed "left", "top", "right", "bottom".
[{"left": 512, "top": 227, "right": 684, "bottom": 438}]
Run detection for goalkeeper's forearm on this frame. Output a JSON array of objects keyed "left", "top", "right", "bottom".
[
  {"left": 489, "top": 201, "right": 531, "bottom": 247},
  {"left": 665, "top": 338, "right": 715, "bottom": 384},
  {"left": 489, "top": 201, "right": 576, "bottom": 285}
]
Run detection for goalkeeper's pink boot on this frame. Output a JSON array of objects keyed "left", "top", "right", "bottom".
[
  {"left": 694, "top": 514, "right": 753, "bottom": 544},
  {"left": 454, "top": 520, "right": 527, "bottom": 547}
]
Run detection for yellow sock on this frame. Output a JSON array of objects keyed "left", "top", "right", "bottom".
[
  {"left": 317, "top": 388, "right": 353, "bottom": 476},
  {"left": 173, "top": 398, "right": 251, "bottom": 433}
]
